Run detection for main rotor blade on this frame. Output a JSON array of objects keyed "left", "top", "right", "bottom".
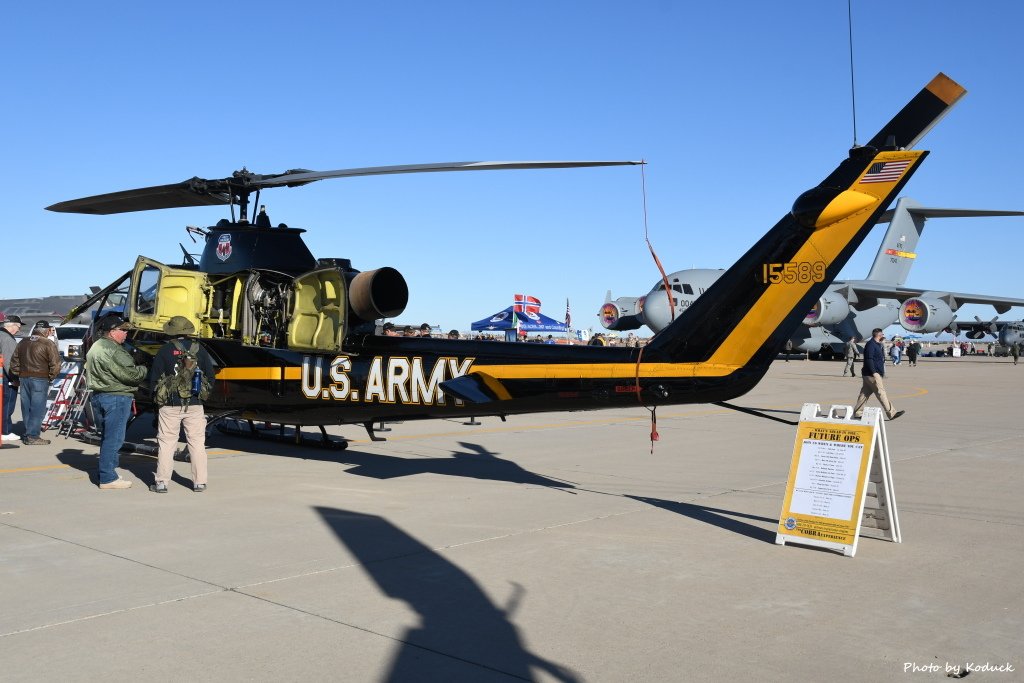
[
  {"left": 46, "top": 160, "right": 643, "bottom": 215},
  {"left": 258, "top": 160, "right": 645, "bottom": 188},
  {"left": 47, "top": 181, "right": 232, "bottom": 215}
]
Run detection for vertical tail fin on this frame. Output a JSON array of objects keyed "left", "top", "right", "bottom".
[
  {"left": 866, "top": 199, "right": 1024, "bottom": 285},
  {"left": 646, "top": 74, "right": 966, "bottom": 368}
]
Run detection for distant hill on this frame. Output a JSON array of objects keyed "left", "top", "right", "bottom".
[{"left": 0, "top": 295, "right": 97, "bottom": 328}]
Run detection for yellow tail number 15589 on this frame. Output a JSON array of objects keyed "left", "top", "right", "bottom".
[{"left": 761, "top": 261, "right": 826, "bottom": 285}]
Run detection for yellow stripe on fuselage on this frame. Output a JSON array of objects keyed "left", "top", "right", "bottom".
[{"left": 216, "top": 367, "right": 302, "bottom": 381}]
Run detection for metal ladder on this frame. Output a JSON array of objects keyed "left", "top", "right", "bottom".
[{"left": 55, "top": 369, "right": 92, "bottom": 438}]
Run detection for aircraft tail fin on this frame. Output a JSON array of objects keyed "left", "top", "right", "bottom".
[
  {"left": 865, "top": 200, "right": 1024, "bottom": 285},
  {"left": 645, "top": 74, "right": 965, "bottom": 371}
]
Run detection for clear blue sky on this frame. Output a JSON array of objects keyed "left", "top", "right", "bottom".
[{"left": 3, "top": 1, "right": 1022, "bottom": 333}]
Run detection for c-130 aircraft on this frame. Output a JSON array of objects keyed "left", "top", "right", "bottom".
[{"left": 58, "top": 73, "right": 965, "bottom": 438}]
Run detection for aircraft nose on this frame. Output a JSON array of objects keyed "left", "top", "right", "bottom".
[{"left": 642, "top": 292, "right": 675, "bottom": 332}]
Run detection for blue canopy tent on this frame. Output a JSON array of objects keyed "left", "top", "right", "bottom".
[{"left": 471, "top": 306, "right": 567, "bottom": 341}]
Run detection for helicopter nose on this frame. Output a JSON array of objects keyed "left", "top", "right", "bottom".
[{"left": 642, "top": 292, "right": 676, "bottom": 333}]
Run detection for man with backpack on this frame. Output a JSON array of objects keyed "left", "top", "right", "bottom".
[{"left": 148, "top": 316, "right": 215, "bottom": 493}]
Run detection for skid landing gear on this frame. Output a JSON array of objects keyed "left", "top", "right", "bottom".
[{"left": 216, "top": 418, "right": 350, "bottom": 449}]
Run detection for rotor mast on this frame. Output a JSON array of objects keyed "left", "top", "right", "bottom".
[{"left": 229, "top": 168, "right": 257, "bottom": 223}]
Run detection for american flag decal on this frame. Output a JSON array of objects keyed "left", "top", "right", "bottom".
[{"left": 861, "top": 160, "right": 912, "bottom": 184}]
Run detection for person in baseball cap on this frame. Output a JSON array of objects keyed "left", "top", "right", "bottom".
[
  {"left": 85, "top": 312, "right": 146, "bottom": 489},
  {"left": 95, "top": 313, "right": 133, "bottom": 333},
  {"left": 1, "top": 314, "right": 25, "bottom": 440}
]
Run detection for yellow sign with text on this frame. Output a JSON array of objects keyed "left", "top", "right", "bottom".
[{"left": 777, "top": 420, "right": 877, "bottom": 547}]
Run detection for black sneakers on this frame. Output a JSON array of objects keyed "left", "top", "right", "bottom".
[
  {"left": 888, "top": 410, "right": 906, "bottom": 421},
  {"left": 193, "top": 483, "right": 206, "bottom": 492},
  {"left": 149, "top": 482, "right": 168, "bottom": 493}
]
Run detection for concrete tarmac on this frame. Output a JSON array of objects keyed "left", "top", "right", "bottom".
[{"left": 1, "top": 356, "right": 1021, "bottom": 681}]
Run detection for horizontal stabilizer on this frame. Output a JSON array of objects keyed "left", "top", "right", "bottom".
[
  {"left": 877, "top": 206, "right": 1024, "bottom": 223},
  {"left": 441, "top": 373, "right": 512, "bottom": 404}
]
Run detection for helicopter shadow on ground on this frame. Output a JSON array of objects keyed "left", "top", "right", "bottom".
[
  {"left": 212, "top": 432, "right": 578, "bottom": 491},
  {"left": 53, "top": 446, "right": 194, "bottom": 490},
  {"left": 315, "top": 506, "right": 581, "bottom": 682},
  {"left": 627, "top": 496, "right": 777, "bottom": 544}
]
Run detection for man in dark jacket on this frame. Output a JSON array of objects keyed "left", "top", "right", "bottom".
[
  {"left": 853, "top": 328, "right": 905, "bottom": 421},
  {"left": 1, "top": 313, "right": 24, "bottom": 440},
  {"left": 148, "top": 316, "right": 215, "bottom": 493},
  {"left": 11, "top": 320, "right": 61, "bottom": 444},
  {"left": 86, "top": 314, "right": 148, "bottom": 489}
]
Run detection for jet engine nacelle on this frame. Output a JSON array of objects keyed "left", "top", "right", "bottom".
[
  {"left": 899, "top": 296, "right": 954, "bottom": 333},
  {"left": 802, "top": 291, "right": 849, "bottom": 327},
  {"left": 599, "top": 296, "right": 644, "bottom": 331},
  {"left": 348, "top": 267, "right": 409, "bottom": 323}
]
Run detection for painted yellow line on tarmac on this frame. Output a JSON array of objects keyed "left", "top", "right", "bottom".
[{"left": 0, "top": 464, "right": 71, "bottom": 474}]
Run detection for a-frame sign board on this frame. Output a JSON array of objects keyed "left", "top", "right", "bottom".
[{"left": 776, "top": 404, "right": 901, "bottom": 557}]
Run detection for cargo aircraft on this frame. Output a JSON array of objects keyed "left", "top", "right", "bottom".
[
  {"left": 56, "top": 73, "right": 967, "bottom": 440},
  {"left": 600, "top": 198, "right": 1024, "bottom": 357}
]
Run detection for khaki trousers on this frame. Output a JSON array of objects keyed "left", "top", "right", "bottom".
[
  {"left": 853, "top": 374, "right": 896, "bottom": 419},
  {"left": 156, "top": 404, "right": 208, "bottom": 486}
]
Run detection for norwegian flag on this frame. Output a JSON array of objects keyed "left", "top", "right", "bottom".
[{"left": 513, "top": 294, "right": 541, "bottom": 314}]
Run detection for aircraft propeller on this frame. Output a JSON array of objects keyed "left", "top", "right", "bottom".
[{"left": 974, "top": 315, "right": 1000, "bottom": 334}]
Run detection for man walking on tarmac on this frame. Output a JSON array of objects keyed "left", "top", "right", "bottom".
[
  {"left": 853, "top": 328, "right": 905, "bottom": 422},
  {"left": 843, "top": 336, "right": 859, "bottom": 377}
]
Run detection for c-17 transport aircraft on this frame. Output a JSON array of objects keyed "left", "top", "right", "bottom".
[
  {"left": 600, "top": 198, "right": 1024, "bottom": 357},
  {"left": 57, "top": 73, "right": 965, "bottom": 438}
]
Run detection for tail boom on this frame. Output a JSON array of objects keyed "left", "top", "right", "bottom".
[{"left": 444, "top": 74, "right": 966, "bottom": 410}]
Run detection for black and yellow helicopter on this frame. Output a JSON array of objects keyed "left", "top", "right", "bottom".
[{"left": 57, "top": 74, "right": 964, "bottom": 444}]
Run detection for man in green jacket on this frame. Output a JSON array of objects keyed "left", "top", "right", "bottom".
[{"left": 85, "top": 314, "right": 147, "bottom": 489}]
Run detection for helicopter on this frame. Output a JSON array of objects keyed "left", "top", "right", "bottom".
[{"left": 56, "top": 73, "right": 965, "bottom": 444}]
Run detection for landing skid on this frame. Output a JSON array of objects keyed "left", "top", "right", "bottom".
[
  {"left": 216, "top": 418, "right": 350, "bottom": 450},
  {"left": 77, "top": 430, "right": 159, "bottom": 457}
]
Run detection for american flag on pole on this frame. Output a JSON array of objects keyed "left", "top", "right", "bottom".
[
  {"left": 565, "top": 298, "right": 571, "bottom": 328},
  {"left": 861, "top": 159, "right": 911, "bottom": 184},
  {"left": 513, "top": 294, "right": 541, "bottom": 315}
]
